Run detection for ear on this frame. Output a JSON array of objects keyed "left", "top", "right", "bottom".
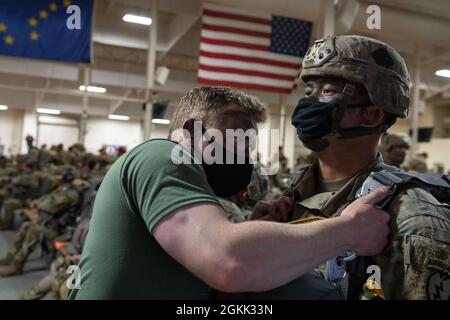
[{"left": 360, "top": 106, "right": 385, "bottom": 127}]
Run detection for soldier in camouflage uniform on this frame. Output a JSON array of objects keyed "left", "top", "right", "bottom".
[
  {"left": 0, "top": 157, "right": 56, "bottom": 230},
  {"left": 0, "top": 171, "right": 83, "bottom": 276},
  {"left": 21, "top": 254, "right": 72, "bottom": 300},
  {"left": 22, "top": 180, "right": 101, "bottom": 300},
  {"left": 25, "top": 135, "right": 37, "bottom": 157},
  {"left": 79, "top": 153, "right": 103, "bottom": 183},
  {"left": 274, "top": 157, "right": 290, "bottom": 190},
  {"left": 406, "top": 156, "right": 429, "bottom": 173},
  {"left": 25, "top": 135, "right": 48, "bottom": 169},
  {"left": 217, "top": 197, "right": 248, "bottom": 223},
  {"left": 67, "top": 143, "right": 87, "bottom": 166},
  {"left": 56, "top": 144, "right": 73, "bottom": 166},
  {"left": 0, "top": 155, "right": 13, "bottom": 173},
  {"left": 217, "top": 164, "right": 269, "bottom": 223},
  {"left": 282, "top": 35, "right": 450, "bottom": 300},
  {"left": 0, "top": 156, "right": 17, "bottom": 206},
  {"left": 247, "top": 162, "right": 269, "bottom": 206},
  {"left": 380, "top": 132, "right": 410, "bottom": 168}
]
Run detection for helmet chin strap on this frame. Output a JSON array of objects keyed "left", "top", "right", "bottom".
[
  {"left": 337, "top": 124, "right": 388, "bottom": 139},
  {"left": 304, "top": 83, "right": 356, "bottom": 151},
  {"left": 334, "top": 82, "right": 389, "bottom": 139},
  {"left": 304, "top": 83, "right": 387, "bottom": 152}
]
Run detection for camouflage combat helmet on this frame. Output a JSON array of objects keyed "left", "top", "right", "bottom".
[
  {"left": 380, "top": 132, "right": 411, "bottom": 152},
  {"left": 301, "top": 35, "right": 411, "bottom": 118}
]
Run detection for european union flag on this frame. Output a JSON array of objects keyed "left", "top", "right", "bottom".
[{"left": 0, "top": 0, "right": 93, "bottom": 63}]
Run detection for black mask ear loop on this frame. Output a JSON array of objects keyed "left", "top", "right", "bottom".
[
  {"left": 331, "top": 83, "right": 356, "bottom": 133},
  {"left": 335, "top": 93, "right": 390, "bottom": 139},
  {"left": 313, "top": 82, "right": 356, "bottom": 149}
]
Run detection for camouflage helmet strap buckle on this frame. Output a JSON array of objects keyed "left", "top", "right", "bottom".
[{"left": 342, "top": 83, "right": 356, "bottom": 97}]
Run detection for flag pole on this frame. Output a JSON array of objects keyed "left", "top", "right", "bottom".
[
  {"left": 279, "top": 94, "right": 287, "bottom": 149},
  {"left": 144, "top": 0, "right": 158, "bottom": 141},
  {"left": 78, "top": 66, "right": 89, "bottom": 144}
]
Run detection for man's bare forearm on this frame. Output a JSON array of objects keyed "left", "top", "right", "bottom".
[
  {"left": 155, "top": 193, "right": 389, "bottom": 293},
  {"left": 221, "top": 217, "right": 350, "bottom": 292}
]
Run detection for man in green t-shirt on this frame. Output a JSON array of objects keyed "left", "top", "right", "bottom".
[{"left": 68, "top": 86, "right": 390, "bottom": 299}]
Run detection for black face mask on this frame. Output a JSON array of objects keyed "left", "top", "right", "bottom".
[
  {"left": 291, "top": 97, "right": 338, "bottom": 151},
  {"left": 186, "top": 123, "right": 254, "bottom": 198},
  {"left": 291, "top": 96, "right": 385, "bottom": 152},
  {"left": 201, "top": 144, "right": 254, "bottom": 198}
]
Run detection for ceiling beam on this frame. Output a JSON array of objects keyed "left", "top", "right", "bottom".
[
  {"left": 158, "top": 13, "right": 200, "bottom": 60},
  {"left": 109, "top": 89, "right": 134, "bottom": 113},
  {"left": 424, "top": 84, "right": 450, "bottom": 101},
  {"left": 0, "top": 83, "right": 146, "bottom": 103}
]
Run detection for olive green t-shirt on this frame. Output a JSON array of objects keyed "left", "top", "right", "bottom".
[{"left": 68, "top": 139, "right": 219, "bottom": 299}]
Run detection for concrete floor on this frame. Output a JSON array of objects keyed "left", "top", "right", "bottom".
[{"left": 0, "top": 229, "right": 54, "bottom": 300}]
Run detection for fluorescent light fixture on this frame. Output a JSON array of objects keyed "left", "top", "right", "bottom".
[
  {"left": 152, "top": 118, "right": 170, "bottom": 125},
  {"left": 79, "top": 85, "right": 107, "bottom": 93},
  {"left": 123, "top": 14, "right": 152, "bottom": 26},
  {"left": 435, "top": 69, "right": 450, "bottom": 78},
  {"left": 37, "top": 107, "right": 61, "bottom": 115},
  {"left": 108, "top": 114, "right": 130, "bottom": 121},
  {"left": 0, "top": 104, "right": 8, "bottom": 111}
]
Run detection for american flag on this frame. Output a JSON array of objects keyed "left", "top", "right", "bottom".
[{"left": 198, "top": 2, "right": 312, "bottom": 94}]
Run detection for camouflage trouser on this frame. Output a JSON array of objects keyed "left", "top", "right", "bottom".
[
  {"left": 6, "top": 222, "right": 58, "bottom": 271},
  {"left": 0, "top": 198, "right": 22, "bottom": 230},
  {"left": 0, "top": 188, "right": 10, "bottom": 208},
  {"left": 23, "top": 256, "right": 68, "bottom": 300},
  {"left": 52, "top": 257, "right": 71, "bottom": 299}
]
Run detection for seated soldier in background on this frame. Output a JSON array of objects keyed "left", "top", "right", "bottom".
[
  {"left": 244, "top": 166, "right": 269, "bottom": 210},
  {"left": 0, "top": 155, "right": 15, "bottom": 177},
  {"left": 69, "top": 143, "right": 87, "bottom": 161},
  {"left": 406, "top": 153, "right": 429, "bottom": 173},
  {"left": 25, "top": 135, "right": 49, "bottom": 169},
  {"left": 0, "top": 156, "right": 56, "bottom": 230},
  {"left": 22, "top": 180, "right": 102, "bottom": 300},
  {"left": 55, "top": 144, "right": 73, "bottom": 166},
  {"left": 217, "top": 192, "right": 251, "bottom": 224},
  {"left": 218, "top": 166, "right": 268, "bottom": 223},
  {"left": 379, "top": 132, "right": 410, "bottom": 168},
  {"left": 78, "top": 154, "right": 102, "bottom": 183},
  {"left": 0, "top": 156, "right": 17, "bottom": 205},
  {"left": 0, "top": 169, "right": 86, "bottom": 277}
]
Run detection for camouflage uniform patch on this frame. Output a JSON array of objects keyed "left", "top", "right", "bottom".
[{"left": 288, "top": 156, "right": 450, "bottom": 300}]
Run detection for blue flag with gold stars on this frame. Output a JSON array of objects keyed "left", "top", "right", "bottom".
[{"left": 0, "top": 0, "right": 93, "bottom": 63}]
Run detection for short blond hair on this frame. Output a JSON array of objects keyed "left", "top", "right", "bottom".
[{"left": 169, "top": 86, "right": 267, "bottom": 134}]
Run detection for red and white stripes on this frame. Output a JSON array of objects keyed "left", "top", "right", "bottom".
[{"left": 198, "top": 3, "right": 302, "bottom": 94}]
